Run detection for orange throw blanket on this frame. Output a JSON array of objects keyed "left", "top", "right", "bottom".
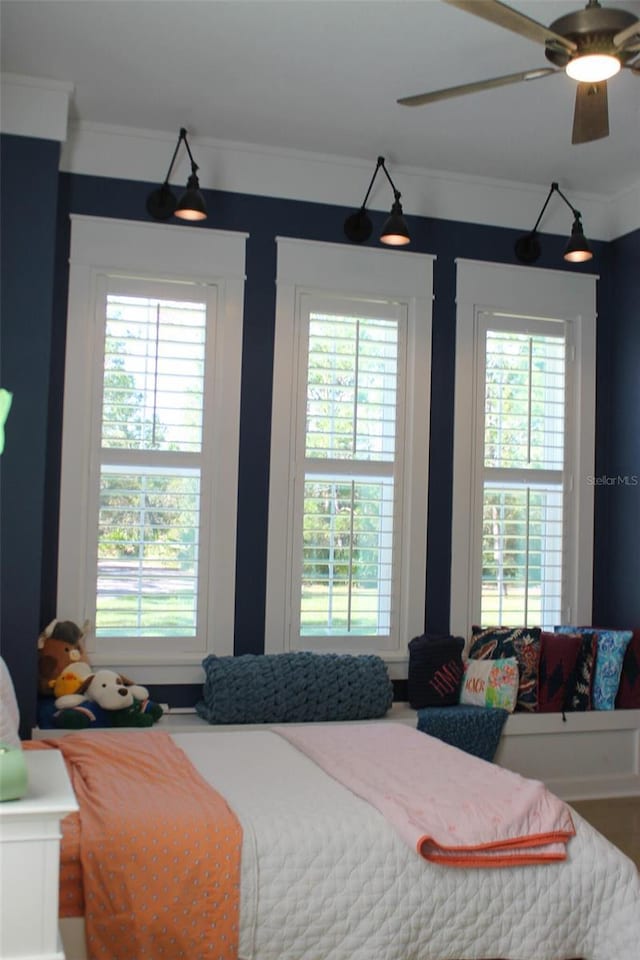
[{"left": 27, "top": 732, "right": 242, "bottom": 960}]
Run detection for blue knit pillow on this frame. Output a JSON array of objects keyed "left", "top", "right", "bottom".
[
  {"left": 416, "top": 704, "right": 508, "bottom": 762},
  {"left": 196, "top": 651, "right": 393, "bottom": 724}
]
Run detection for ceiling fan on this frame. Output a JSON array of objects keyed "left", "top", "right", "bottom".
[{"left": 397, "top": 0, "right": 640, "bottom": 143}]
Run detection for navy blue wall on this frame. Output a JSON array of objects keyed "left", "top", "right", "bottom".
[
  {"left": 592, "top": 229, "right": 640, "bottom": 626},
  {"left": 1, "top": 135, "right": 62, "bottom": 737},
  {"left": 1, "top": 132, "right": 636, "bottom": 727}
]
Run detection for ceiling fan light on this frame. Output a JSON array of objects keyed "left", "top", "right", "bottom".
[
  {"left": 175, "top": 174, "right": 208, "bottom": 221},
  {"left": 380, "top": 200, "right": 411, "bottom": 246},
  {"left": 566, "top": 54, "right": 620, "bottom": 83},
  {"left": 564, "top": 217, "right": 593, "bottom": 263}
]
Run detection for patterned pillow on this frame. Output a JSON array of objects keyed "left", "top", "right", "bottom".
[
  {"left": 407, "top": 634, "right": 465, "bottom": 709},
  {"left": 554, "top": 627, "right": 598, "bottom": 711},
  {"left": 460, "top": 658, "right": 519, "bottom": 712},
  {"left": 616, "top": 628, "right": 640, "bottom": 709},
  {"left": 556, "top": 626, "right": 633, "bottom": 710},
  {"left": 577, "top": 627, "right": 632, "bottom": 710},
  {"left": 469, "top": 626, "right": 541, "bottom": 712},
  {"left": 538, "top": 631, "right": 583, "bottom": 713}
]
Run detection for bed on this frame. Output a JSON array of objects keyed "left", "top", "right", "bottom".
[{"left": 46, "top": 723, "right": 640, "bottom": 960}]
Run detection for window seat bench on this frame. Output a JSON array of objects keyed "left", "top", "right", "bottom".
[{"left": 34, "top": 702, "right": 640, "bottom": 802}]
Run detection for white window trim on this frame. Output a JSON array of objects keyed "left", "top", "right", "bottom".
[
  {"left": 265, "top": 238, "right": 434, "bottom": 676},
  {"left": 450, "top": 258, "right": 597, "bottom": 641},
  {"left": 58, "top": 215, "right": 247, "bottom": 683}
]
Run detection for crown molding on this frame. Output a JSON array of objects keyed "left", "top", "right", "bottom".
[
  {"left": 3, "top": 70, "right": 636, "bottom": 240},
  {"left": 0, "top": 73, "right": 74, "bottom": 142},
  {"left": 607, "top": 182, "right": 640, "bottom": 242}
]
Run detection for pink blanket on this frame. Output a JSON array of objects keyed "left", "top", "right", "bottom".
[{"left": 275, "top": 722, "right": 575, "bottom": 867}]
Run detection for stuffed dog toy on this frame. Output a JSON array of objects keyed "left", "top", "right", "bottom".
[
  {"left": 43, "top": 663, "right": 164, "bottom": 730},
  {"left": 56, "top": 669, "right": 151, "bottom": 710},
  {"left": 54, "top": 669, "right": 163, "bottom": 728}
]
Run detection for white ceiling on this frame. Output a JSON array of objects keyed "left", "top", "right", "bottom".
[{"left": 2, "top": 0, "right": 640, "bottom": 199}]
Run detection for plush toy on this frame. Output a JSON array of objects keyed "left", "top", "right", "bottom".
[
  {"left": 54, "top": 669, "right": 164, "bottom": 729},
  {"left": 37, "top": 618, "right": 91, "bottom": 696},
  {"left": 51, "top": 662, "right": 93, "bottom": 699}
]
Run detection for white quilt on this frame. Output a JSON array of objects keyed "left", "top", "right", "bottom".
[{"left": 174, "top": 729, "right": 640, "bottom": 960}]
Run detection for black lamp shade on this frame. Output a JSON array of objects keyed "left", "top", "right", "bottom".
[
  {"left": 344, "top": 209, "right": 373, "bottom": 243},
  {"left": 380, "top": 200, "right": 410, "bottom": 246},
  {"left": 146, "top": 184, "right": 178, "bottom": 220},
  {"left": 175, "top": 174, "right": 208, "bottom": 221},
  {"left": 564, "top": 218, "right": 592, "bottom": 263},
  {"left": 514, "top": 233, "right": 542, "bottom": 264}
]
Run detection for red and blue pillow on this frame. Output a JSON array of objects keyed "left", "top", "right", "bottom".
[
  {"left": 555, "top": 626, "right": 633, "bottom": 710},
  {"left": 616, "top": 628, "right": 640, "bottom": 708},
  {"left": 538, "top": 631, "right": 584, "bottom": 713}
]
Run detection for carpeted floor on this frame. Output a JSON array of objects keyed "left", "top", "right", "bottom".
[{"left": 570, "top": 796, "right": 640, "bottom": 869}]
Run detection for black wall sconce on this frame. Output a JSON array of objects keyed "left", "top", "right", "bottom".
[
  {"left": 146, "top": 127, "right": 208, "bottom": 222},
  {"left": 344, "top": 156, "right": 411, "bottom": 246},
  {"left": 514, "top": 182, "right": 592, "bottom": 264}
]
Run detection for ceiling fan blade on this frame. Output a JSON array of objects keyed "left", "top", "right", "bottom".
[
  {"left": 443, "top": 0, "right": 576, "bottom": 54},
  {"left": 397, "top": 67, "right": 557, "bottom": 107},
  {"left": 613, "top": 19, "right": 640, "bottom": 51},
  {"left": 572, "top": 82, "right": 609, "bottom": 144}
]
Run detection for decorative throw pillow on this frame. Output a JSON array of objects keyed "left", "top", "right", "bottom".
[
  {"left": 469, "top": 626, "right": 542, "bottom": 712},
  {"left": 616, "top": 628, "right": 640, "bottom": 709},
  {"left": 0, "top": 655, "right": 21, "bottom": 748},
  {"left": 574, "top": 627, "right": 633, "bottom": 710},
  {"left": 538, "top": 631, "right": 584, "bottom": 713},
  {"left": 554, "top": 627, "right": 597, "bottom": 711},
  {"left": 196, "top": 651, "right": 393, "bottom": 724},
  {"left": 407, "top": 634, "right": 465, "bottom": 709},
  {"left": 460, "top": 658, "right": 519, "bottom": 712}
]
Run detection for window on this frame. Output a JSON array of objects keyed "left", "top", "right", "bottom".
[
  {"left": 266, "top": 239, "right": 433, "bottom": 668},
  {"left": 58, "top": 216, "right": 246, "bottom": 681},
  {"left": 450, "top": 259, "right": 597, "bottom": 637}
]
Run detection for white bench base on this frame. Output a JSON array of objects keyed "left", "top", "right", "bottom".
[{"left": 494, "top": 708, "right": 640, "bottom": 800}]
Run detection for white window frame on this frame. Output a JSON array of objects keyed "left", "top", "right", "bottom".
[
  {"left": 58, "top": 215, "right": 247, "bottom": 683},
  {"left": 266, "top": 238, "right": 433, "bottom": 676},
  {"left": 450, "top": 259, "right": 597, "bottom": 640}
]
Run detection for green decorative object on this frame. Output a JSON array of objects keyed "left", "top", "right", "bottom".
[
  {"left": 0, "top": 743, "right": 28, "bottom": 801},
  {"left": 0, "top": 388, "right": 12, "bottom": 454}
]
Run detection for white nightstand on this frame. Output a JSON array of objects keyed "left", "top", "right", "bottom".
[{"left": 0, "top": 750, "right": 78, "bottom": 960}]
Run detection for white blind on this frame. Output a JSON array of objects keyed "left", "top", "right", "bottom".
[
  {"left": 481, "top": 324, "right": 566, "bottom": 628},
  {"left": 299, "top": 308, "right": 401, "bottom": 639},
  {"left": 306, "top": 313, "right": 398, "bottom": 461},
  {"left": 484, "top": 331, "right": 565, "bottom": 470},
  {"left": 97, "top": 467, "right": 200, "bottom": 637},
  {"left": 97, "top": 294, "right": 207, "bottom": 639},
  {"left": 103, "top": 295, "right": 206, "bottom": 453},
  {"left": 481, "top": 483, "right": 563, "bottom": 626},
  {"left": 301, "top": 475, "right": 394, "bottom": 636}
]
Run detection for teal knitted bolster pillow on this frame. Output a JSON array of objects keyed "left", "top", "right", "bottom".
[{"left": 196, "top": 652, "right": 393, "bottom": 724}]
